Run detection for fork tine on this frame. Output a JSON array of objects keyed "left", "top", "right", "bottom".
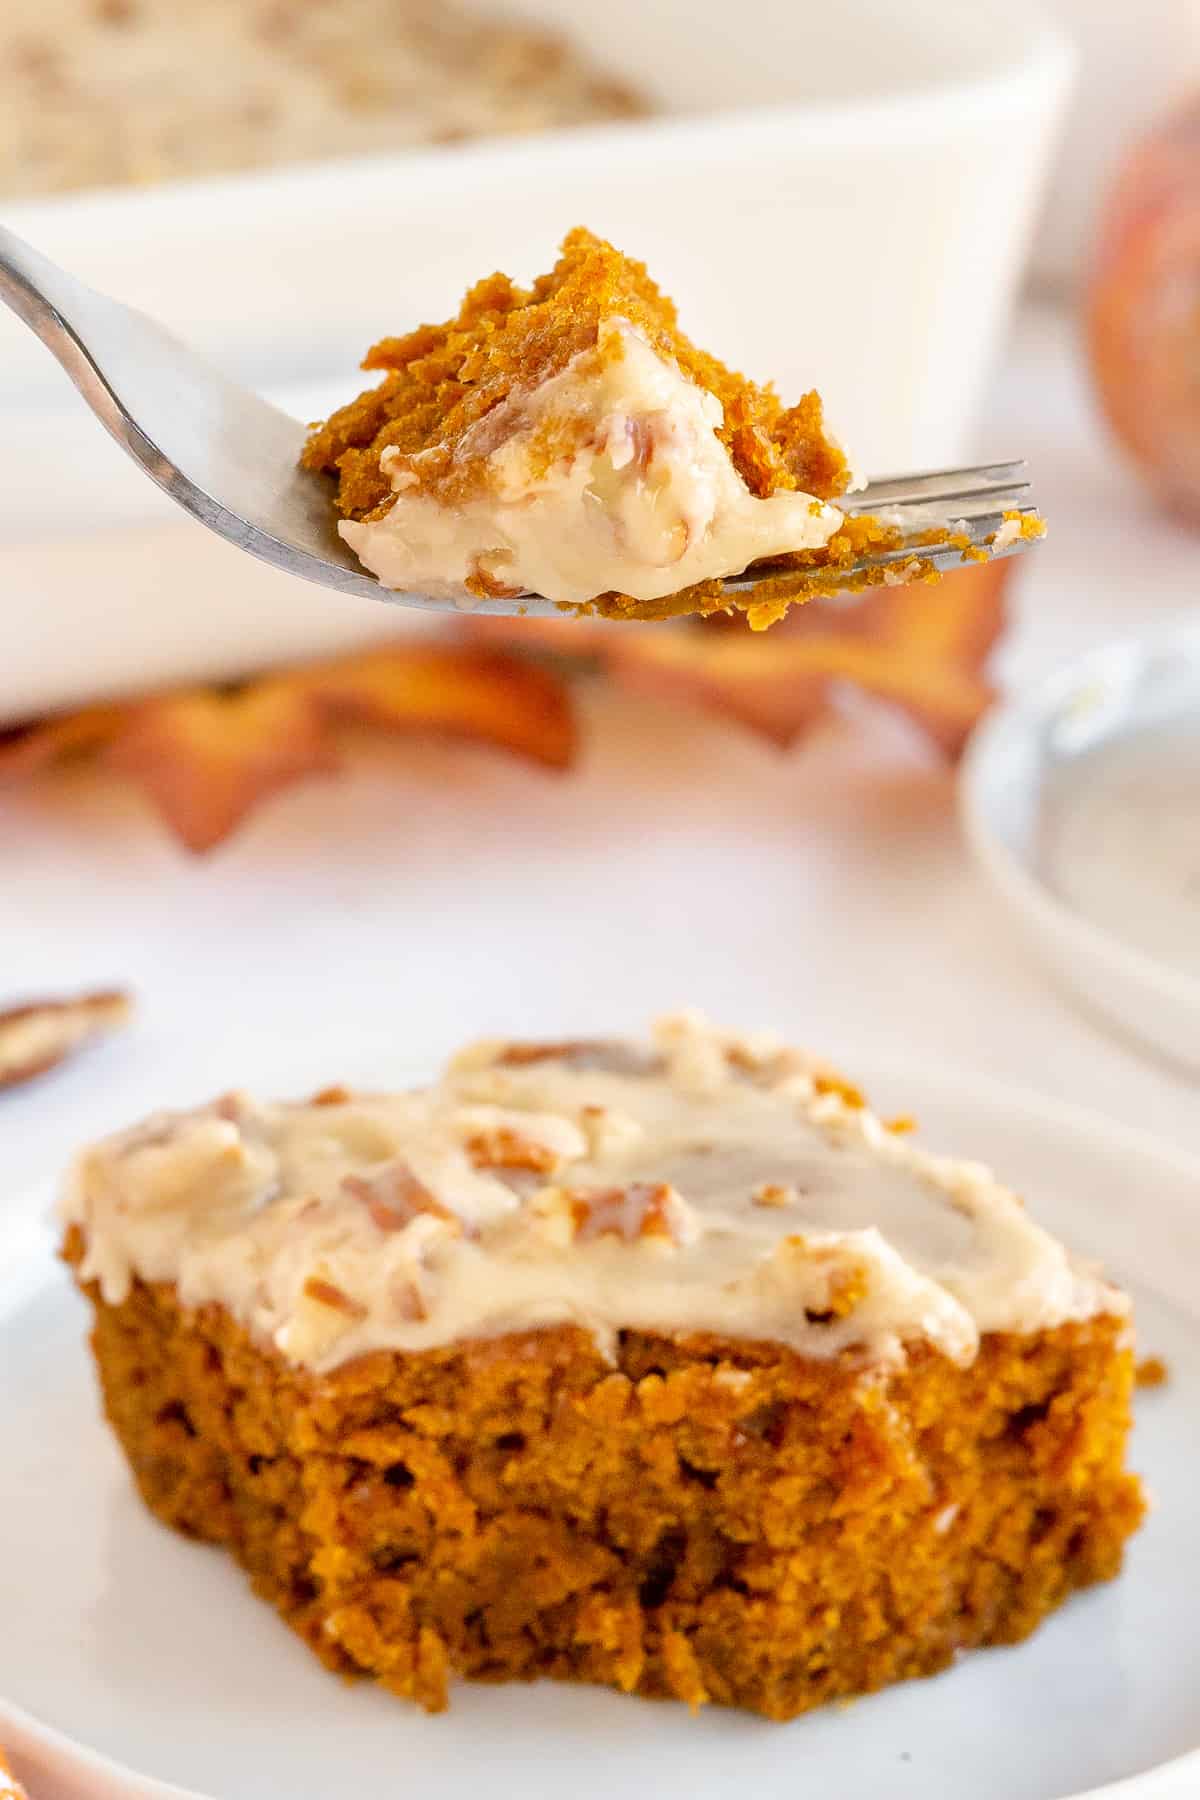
[
  {"left": 852, "top": 461, "right": 1026, "bottom": 505},
  {"left": 715, "top": 495, "right": 1041, "bottom": 598},
  {"left": 843, "top": 479, "right": 1032, "bottom": 515}
]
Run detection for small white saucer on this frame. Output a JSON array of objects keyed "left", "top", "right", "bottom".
[
  {"left": 2, "top": 1060, "right": 1198, "bottom": 1800},
  {"left": 960, "top": 622, "right": 1200, "bottom": 1073}
]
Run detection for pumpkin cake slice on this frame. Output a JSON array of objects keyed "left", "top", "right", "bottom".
[
  {"left": 302, "top": 229, "right": 886, "bottom": 623},
  {"left": 62, "top": 1013, "right": 1144, "bottom": 1719}
]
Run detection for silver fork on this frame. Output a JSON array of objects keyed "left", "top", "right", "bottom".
[{"left": 0, "top": 224, "right": 1038, "bottom": 618}]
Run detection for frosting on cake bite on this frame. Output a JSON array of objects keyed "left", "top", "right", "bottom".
[{"left": 340, "top": 321, "right": 846, "bottom": 606}]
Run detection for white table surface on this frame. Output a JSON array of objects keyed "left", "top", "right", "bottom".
[{"left": 3, "top": 301, "right": 1196, "bottom": 1208}]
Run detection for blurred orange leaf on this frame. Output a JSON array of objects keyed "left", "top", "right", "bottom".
[
  {"left": 470, "top": 559, "right": 1011, "bottom": 757},
  {"left": 0, "top": 645, "right": 574, "bottom": 853},
  {"left": 0, "top": 1745, "right": 31, "bottom": 1797},
  {"left": 303, "top": 644, "right": 575, "bottom": 768},
  {"left": 0, "top": 564, "right": 1008, "bottom": 850},
  {"left": 107, "top": 684, "right": 337, "bottom": 853},
  {"left": 0, "top": 703, "right": 127, "bottom": 777},
  {"left": 611, "top": 560, "right": 1008, "bottom": 757}
]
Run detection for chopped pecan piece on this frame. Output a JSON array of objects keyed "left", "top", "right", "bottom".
[
  {"left": 725, "top": 1045, "right": 866, "bottom": 1110},
  {"left": 813, "top": 1071, "right": 865, "bottom": 1109},
  {"left": 343, "top": 1162, "right": 463, "bottom": 1235},
  {"left": 724, "top": 1043, "right": 803, "bottom": 1085},
  {"left": 569, "top": 1181, "right": 682, "bottom": 1244},
  {"left": 396, "top": 1278, "right": 430, "bottom": 1323},
  {"left": 0, "top": 988, "right": 131, "bottom": 1091},
  {"left": 779, "top": 1236, "right": 870, "bottom": 1319},
  {"left": 495, "top": 1040, "right": 662, "bottom": 1077},
  {"left": 464, "top": 559, "right": 524, "bottom": 603},
  {"left": 465, "top": 1127, "right": 559, "bottom": 1174},
  {"left": 302, "top": 1276, "right": 367, "bottom": 1319}
]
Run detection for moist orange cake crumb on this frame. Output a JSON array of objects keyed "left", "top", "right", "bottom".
[
  {"left": 62, "top": 1016, "right": 1145, "bottom": 1719},
  {"left": 303, "top": 229, "right": 850, "bottom": 518}
]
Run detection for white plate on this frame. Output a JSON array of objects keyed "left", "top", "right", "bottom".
[
  {"left": 960, "top": 624, "right": 1200, "bottom": 1074},
  {"left": 2, "top": 1060, "right": 1198, "bottom": 1800}
]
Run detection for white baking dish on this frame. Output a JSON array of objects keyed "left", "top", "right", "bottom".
[{"left": 0, "top": 0, "right": 1073, "bottom": 721}]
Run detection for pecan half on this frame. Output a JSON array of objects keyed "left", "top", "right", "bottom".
[{"left": 0, "top": 988, "right": 131, "bottom": 1091}]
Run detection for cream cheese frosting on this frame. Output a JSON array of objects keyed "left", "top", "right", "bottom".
[
  {"left": 339, "top": 320, "right": 846, "bottom": 606},
  {"left": 61, "top": 1014, "right": 1124, "bottom": 1374}
]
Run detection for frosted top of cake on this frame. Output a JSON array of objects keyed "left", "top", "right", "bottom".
[{"left": 62, "top": 1013, "right": 1124, "bottom": 1373}]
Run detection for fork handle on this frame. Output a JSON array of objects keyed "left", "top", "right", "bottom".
[
  {"left": 0, "top": 223, "right": 165, "bottom": 483},
  {"left": 0, "top": 225, "right": 100, "bottom": 382}
]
